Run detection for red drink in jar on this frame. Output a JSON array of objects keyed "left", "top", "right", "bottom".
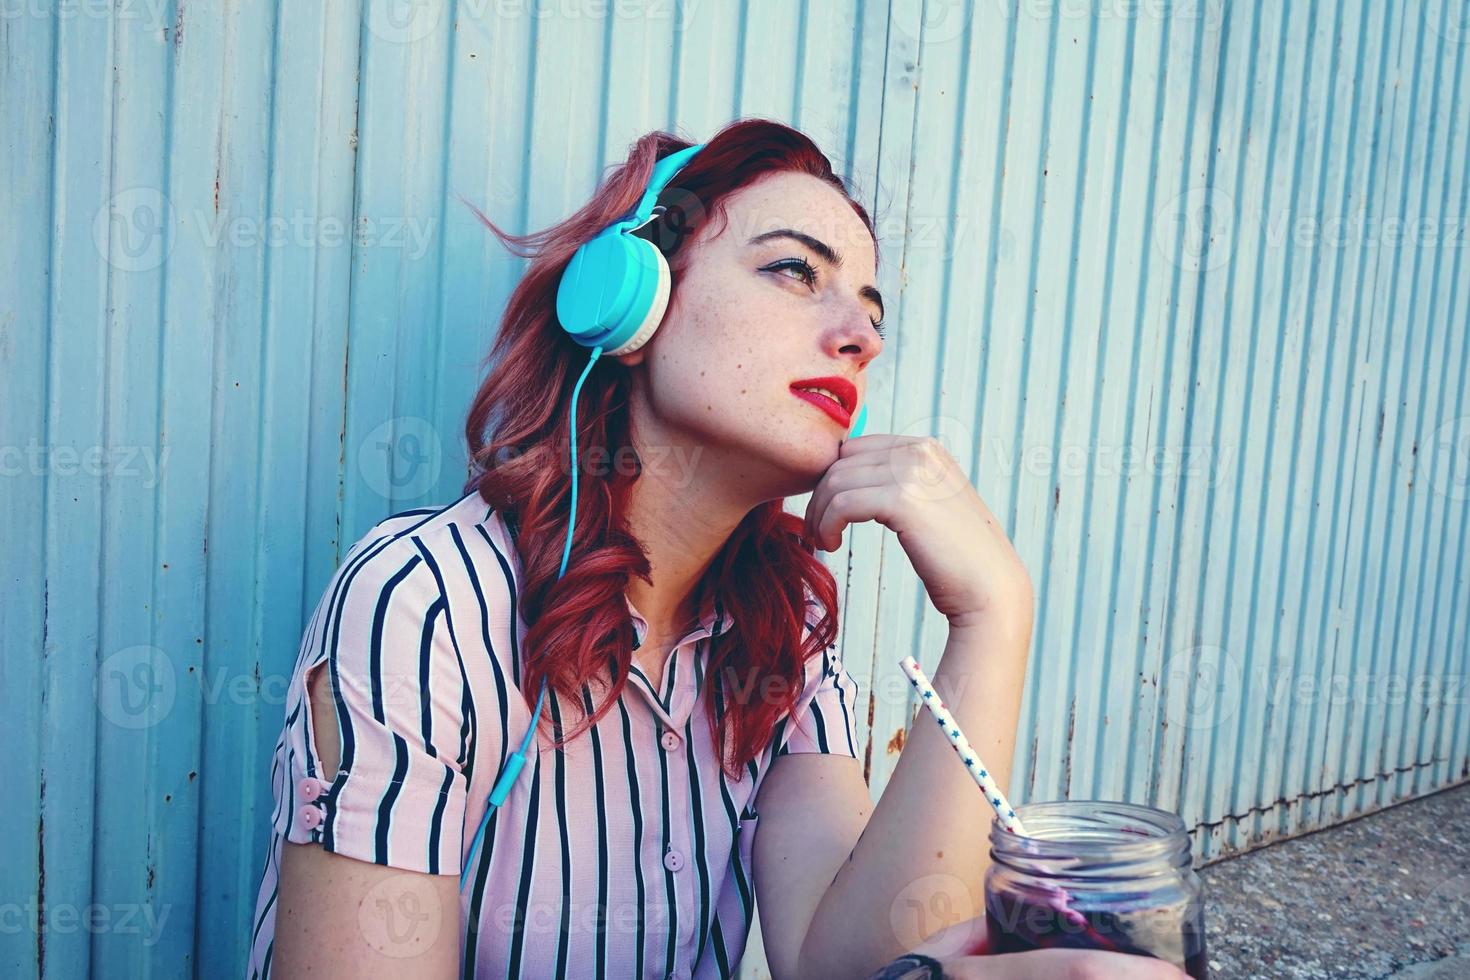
[{"left": 984, "top": 800, "right": 1208, "bottom": 978}]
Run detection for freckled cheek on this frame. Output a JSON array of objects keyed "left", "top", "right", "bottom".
[
  {"left": 673, "top": 295, "right": 790, "bottom": 403},
  {"left": 694, "top": 359, "right": 764, "bottom": 413}
]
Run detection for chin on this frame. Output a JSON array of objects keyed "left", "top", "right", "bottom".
[
  {"left": 725, "top": 428, "right": 829, "bottom": 496},
  {"left": 715, "top": 394, "right": 834, "bottom": 456},
  {"left": 783, "top": 428, "right": 844, "bottom": 477}
]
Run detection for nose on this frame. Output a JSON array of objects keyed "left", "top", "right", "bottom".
[{"left": 829, "top": 302, "right": 883, "bottom": 364}]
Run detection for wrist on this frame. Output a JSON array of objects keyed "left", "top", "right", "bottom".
[
  {"left": 865, "top": 951, "right": 947, "bottom": 980},
  {"left": 945, "top": 584, "right": 1034, "bottom": 635},
  {"left": 945, "top": 602, "right": 1033, "bottom": 646}
]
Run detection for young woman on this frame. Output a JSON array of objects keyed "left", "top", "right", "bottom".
[{"left": 245, "top": 118, "right": 1186, "bottom": 980}]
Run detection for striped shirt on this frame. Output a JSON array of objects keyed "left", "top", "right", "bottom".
[{"left": 246, "top": 490, "right": 861, "bottom": 979}]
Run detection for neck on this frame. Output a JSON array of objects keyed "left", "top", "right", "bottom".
[{"left": 622, "top": 425, "right": 755, "bottom": 642}]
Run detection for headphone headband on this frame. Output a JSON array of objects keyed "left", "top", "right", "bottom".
[
  {"left": 619, "top": 142, "right": 704, "bottom": 232},
  {"left": 556, "top": 142, "right": 706, "bottom": 355}
]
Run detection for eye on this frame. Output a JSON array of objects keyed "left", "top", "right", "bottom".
[
  {"left": 764, "top": 257, "right": 818, "bottom": 287},
  {"left": 765, "top": 257, "right": 885, "bottom": 340}
]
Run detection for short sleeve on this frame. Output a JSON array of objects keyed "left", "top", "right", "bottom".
[
  {"left": 270, "top": 530, "right": 470, "bottom": 876},
  {"left": 775, "top": 613, "right": 862, "bottom": 760}
]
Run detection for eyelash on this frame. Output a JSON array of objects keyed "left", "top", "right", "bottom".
[{"left": 766, "top": 257, "right": 886, "bottom": 340}]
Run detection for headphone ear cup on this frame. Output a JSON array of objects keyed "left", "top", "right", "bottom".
[
  {"left": 607, "top": 237, "right": 671, "bottom": 356},
  {"left": 556, "top": 230, "right": 672, "bottom": 354}
]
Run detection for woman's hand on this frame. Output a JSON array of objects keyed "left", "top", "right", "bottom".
[
  {"left": 882, "top": 913, "right": 1192, "bottom": 979},
  {"left": 803, "top": 434, "right": 1033, "bottom": 629}
]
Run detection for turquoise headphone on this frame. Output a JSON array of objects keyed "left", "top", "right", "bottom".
[{"left": 460, "top": 143, "right": 868, "bottom": 889}]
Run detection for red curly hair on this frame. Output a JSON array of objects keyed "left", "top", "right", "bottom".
[{"left": 457, "top": 117, "right": 879, "bottom": 780}]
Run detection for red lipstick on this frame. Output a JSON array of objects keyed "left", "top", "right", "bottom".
[{"left": 789, "top": 375, "right": 857, "bottom": 428}]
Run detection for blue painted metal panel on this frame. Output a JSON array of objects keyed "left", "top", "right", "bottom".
[{"left": 3, "top": 1, "right": 1467, "bottom": 977}]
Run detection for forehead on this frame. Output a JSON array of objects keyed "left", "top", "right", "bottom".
[{"left": 709, "top": 171, "right": 876, "bottom": 268}]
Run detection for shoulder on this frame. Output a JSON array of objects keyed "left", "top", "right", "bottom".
[
  {"left": 312, "top": 492, "right": 521, "bottom": 661},
  {"left": 776, "top": 584, "right": 860, "bottom": 759},
  {"left": 339, "top": 491, "right": 521, "bottom": 587},
  {"left": 348, "top": 491, "right": 513, "bottom": 563},
  {"left": 792, "top": 582, "right": 844, "bottom": 697}
]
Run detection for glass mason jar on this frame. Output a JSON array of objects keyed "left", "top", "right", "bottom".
[{"left": 984, "top": 800, "right": 1209, "bottom": 979}]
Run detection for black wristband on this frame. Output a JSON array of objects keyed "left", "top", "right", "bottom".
[{"left": 865, "top": 951, "right": 945, "bottom": 980}]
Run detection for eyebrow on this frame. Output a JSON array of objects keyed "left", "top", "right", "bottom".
[{"left": 747, "top": 228, "right": 885, "bottom": 322}]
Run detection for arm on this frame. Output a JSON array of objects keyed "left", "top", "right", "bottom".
[
  {"left": 272, "top": 667, "right": 462, "bottom": 978},
  {"left": 263, "top": 530, "right": 487, "bottom": 978},
  {"left": 765, "top": 433, "right": 1037, "bottom": 978},
  {"left": 755, "top": 610, "right": 1031, "bottom": 980}
]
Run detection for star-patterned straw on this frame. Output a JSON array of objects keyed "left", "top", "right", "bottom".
[
  {"left": 899, "top": 655, "right": 1027, "bottom": 835},
  {"left": 899, "top": 655, "right": 1128, "bottom": 955}
]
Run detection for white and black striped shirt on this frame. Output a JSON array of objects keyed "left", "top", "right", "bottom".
[{"left": 246, "top": 490, "right": 861, "bottom": 978}]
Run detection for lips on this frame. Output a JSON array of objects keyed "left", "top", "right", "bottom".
[{"left": 789, "top": 375, "right": 857, "bottom": 428}]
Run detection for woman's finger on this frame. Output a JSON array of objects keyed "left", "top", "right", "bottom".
[
  {"left": 835, "top": 433, "right": 928, "bottom": 459},
  {"left": 811, "top": 485, "right": 894, "bottom": 552},
  {"left": 803, "top": 458, "right": 891, "bottom": 544}
]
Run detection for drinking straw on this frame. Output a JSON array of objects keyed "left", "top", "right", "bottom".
[
  {"left": 899, "top": 655, "right": 1026, "bottom": 834},
  {"left": 898, "top": 655, "right": 1125, "bottom": 953}
]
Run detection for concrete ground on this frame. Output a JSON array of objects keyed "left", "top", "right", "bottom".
[{"left": 1198, "top": 780, "right": 1470, "bottom": 979}]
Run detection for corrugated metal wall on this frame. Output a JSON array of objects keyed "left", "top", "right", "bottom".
[{"left": 4, "top": 0, "right": 1468, "bottom": 976}]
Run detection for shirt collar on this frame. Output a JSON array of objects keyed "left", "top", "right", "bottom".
[
  {"left": 498, "top": 508, "right": 735, "bottom": 645},
  {"left": 620, "top": 591, "right": 732, "bottom": 729},
  {"left": 624, "top": 591, "right": 732, "bottom": 648}
]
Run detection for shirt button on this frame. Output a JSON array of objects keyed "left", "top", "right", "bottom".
[
  {"left": 660, "top": 730, "right": 681, "bottom": 752},
  {"left": 297, "top": 777, "right": 322, "bottom": 801},
  {"left": 297, "top": 804, "right": 323, "bottom": 830},
  {"left": 663, "top": 849, "right": 684, "bottom": 872}
]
